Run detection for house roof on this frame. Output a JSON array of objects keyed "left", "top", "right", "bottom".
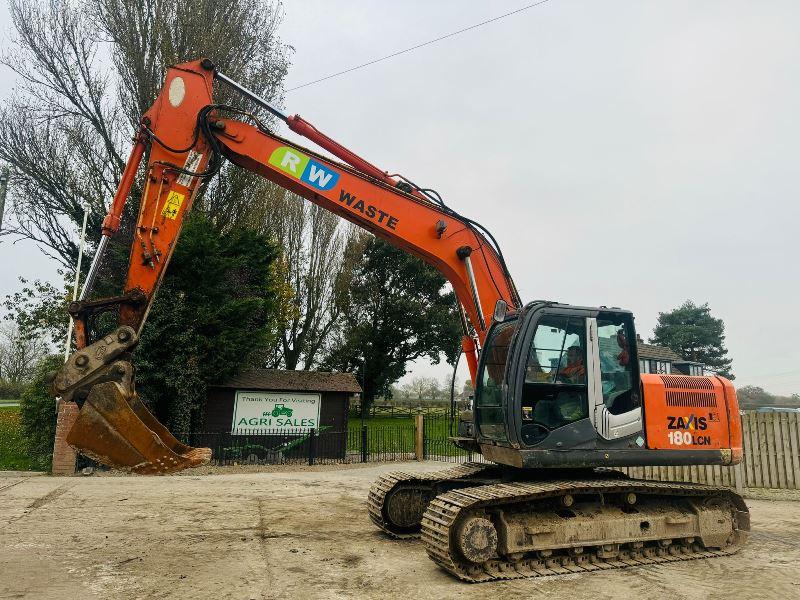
[
  {"left": 214, "top": 369, "right": 362, "bottom": 393},
  {"left": 636, "top": 341, "right": 682, "bottom": 362}
]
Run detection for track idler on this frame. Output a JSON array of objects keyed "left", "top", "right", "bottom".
[{"left": 53, "top": 327, "right": 211, "bottom": 474}]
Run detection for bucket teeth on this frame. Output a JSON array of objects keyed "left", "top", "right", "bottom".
[{"left": 65, "top": 381, "right": 211, "bottom": 474}]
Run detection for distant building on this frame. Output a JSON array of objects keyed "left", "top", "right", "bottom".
[{"left": 636, "top": 335, "right": 707, "bottom": 376}]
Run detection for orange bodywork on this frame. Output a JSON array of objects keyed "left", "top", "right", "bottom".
[
  {"left": 104, "top": 59, "right": 519, "bottom": 384},
  {"left": 60, "top": 58, "right": 523, "bottom": 474},
  {"left": 642, "top": 374, "right": 742, "bottom": 463}
]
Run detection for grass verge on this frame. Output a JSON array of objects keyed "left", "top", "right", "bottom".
[{"left": 0, "top": 406, "right": 34, "bottom": 471}]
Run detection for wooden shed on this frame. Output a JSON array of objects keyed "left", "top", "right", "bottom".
[{"left": 203, "top": 369, "right": 361, "bottom": 461}]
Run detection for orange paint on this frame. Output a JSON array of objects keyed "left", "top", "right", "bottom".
[
  {"left": 642, "top": 374, "right": 742, "bottom": 463},
  {"left": 107, "top": 60, "right": 520, "bottom": 382}
]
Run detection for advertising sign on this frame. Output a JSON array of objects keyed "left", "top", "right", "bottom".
[{"left": 231, "top": 390, "right": 321, "bottom": 433}]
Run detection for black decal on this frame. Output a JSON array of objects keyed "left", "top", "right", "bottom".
[
  {"left": 697, "top": 417, "right": 708, "bottom": 431},
  {"left": 339, "top": 189, "right": 357, "bottom": 206},
  {"left": 667, "top": 416, "right": 676, "bottom": 429},
  {"left": 337, "top": 188, "right": 400, "bottom": 230}
]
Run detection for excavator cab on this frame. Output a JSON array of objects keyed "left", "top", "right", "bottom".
[{"left": 470, "top": 301, "right": 741, "bottom": 469}]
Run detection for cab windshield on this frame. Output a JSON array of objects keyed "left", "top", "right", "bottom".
[{"left": 521, "top": 315, "right": 589, "bottom": 445}]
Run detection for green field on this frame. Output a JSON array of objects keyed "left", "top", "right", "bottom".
[
  {"left": 0, "top": 406, "right": 34, "bottom": 471},
  {"left": 346, "top": 413, "right": 461, "bottom": 456}
]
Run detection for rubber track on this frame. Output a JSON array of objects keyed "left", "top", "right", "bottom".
[
  {"left": 421, "top": 478, "right": 747, "bottom": 582},
  {"left": 368, "top": 462, "right": 492, "bottom": 538}
]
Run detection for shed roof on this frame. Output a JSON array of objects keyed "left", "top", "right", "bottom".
[
  {"left": 215, "top": 369, "right": 362, "bottom": 393},
  {"left": 637, "top": 341, "right": 682, "bottom": 362}
]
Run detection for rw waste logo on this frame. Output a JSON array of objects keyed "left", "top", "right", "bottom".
[{"left": 268, "top": 146, "right": 340, "bottom": 191}]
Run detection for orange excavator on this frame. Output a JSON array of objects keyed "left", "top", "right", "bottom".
[{"left": 54, "top": 59, "right": 749, "bottom": 581}]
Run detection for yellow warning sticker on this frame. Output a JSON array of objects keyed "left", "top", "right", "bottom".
[{"left": 161, "top": 190, "right": 185, "bottom": 220}]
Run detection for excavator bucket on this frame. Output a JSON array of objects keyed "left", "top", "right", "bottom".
[{"left": 66, "top": 381, "right": 212, "bottom": 474}]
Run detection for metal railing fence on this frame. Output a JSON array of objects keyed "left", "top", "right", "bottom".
[{"left": 180, "top": 412, "right": 800, "bottom": 491}]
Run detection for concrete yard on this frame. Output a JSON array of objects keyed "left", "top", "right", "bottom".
[{"left": 1, "top": 462, "right": 798, "bottom": 599}]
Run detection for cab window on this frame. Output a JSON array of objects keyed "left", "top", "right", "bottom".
[
  {"left": 597, "top": 315, "right": 638, "bottom": 415},
  {"left": 475, "top": 322, "right": 515, "bottom": 441},
  {"left": 521, "top": 315, "right": 588, "bottom": 445}
]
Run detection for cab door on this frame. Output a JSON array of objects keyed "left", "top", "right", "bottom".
[
  {"left": 474, "top": 320, "right": 516, "bottom": 444},
  {"left": 586, "top": 313, "right": 643, "bottom": 440},
  {"left": 515, "top": 308, "right": 593, "bottom": 447}
]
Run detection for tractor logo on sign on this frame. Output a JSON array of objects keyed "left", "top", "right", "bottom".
[{"left": 270, "top": 404, "right": 293, "bottom": 418}]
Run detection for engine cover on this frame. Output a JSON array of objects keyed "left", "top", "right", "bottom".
[{"left": 641, "top": 374, "right": 742, "bottom": 460}]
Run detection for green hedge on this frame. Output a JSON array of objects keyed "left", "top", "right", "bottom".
[
  {"left": 17, "top": 357, "right": 60, "bottom": 471},
  {"left": 0, "top": 379, "right": 24, "bottom": 399},
  {"left": 0, "top": 357, "right": 61, "bottom": 472}
]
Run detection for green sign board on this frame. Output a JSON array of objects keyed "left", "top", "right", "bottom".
[{"left": 232, "top": 391, "right": 321, "bottom": 433}]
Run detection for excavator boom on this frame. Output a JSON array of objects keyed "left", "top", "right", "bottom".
[{"left": 56, "top": 59, "right": 519, "bottom": 473}]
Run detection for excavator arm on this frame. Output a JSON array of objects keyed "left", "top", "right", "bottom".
[{"left": 53, "top": 58, "right": 520, "bottom": 474}]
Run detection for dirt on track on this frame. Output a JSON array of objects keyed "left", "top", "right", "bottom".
[{"left": 1, "top": 461, "right": 799, "bottom": 600}]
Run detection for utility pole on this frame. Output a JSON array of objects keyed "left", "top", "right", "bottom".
[
  {"left": 63, "top": 202, "right": 90, "bottom": 361},
  {"left": 0, "top": 167, "right": 9, "bottom": 232}
]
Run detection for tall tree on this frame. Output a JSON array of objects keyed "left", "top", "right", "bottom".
[
  {"left": 650, "top": 300, "right": 734, "bottom": 378},
  {"left": 0, "top": 0, "right": 293, "bottom": 382},
  {"left": 323, "top": 234, "right": 462, "bottom": 409},
  {"left": 255, "top": 190, "right": 352, "bottom": 370}
]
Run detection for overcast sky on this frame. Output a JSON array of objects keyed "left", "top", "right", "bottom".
[{"left": 0, "top": 1, "right": 798, "bottom": 395}]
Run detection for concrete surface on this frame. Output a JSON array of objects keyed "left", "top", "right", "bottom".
[{"left": 1, "top": 461, "right": 798, "bottom": 599}]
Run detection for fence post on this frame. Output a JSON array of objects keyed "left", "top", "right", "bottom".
[
  {"left": 361, "top": 425, "right": 368, "bottom": 463},
  {"left": 415, "top": 413, "right": 424, "bottom": 461},
  {"left": 308, "top": 428, "right": 316, "bottom": 466},
  {"left": 734, "top": 461, "right": 744, "bottom": 494}
]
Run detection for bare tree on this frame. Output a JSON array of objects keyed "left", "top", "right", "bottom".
[
  {"left": 428, "top": 378, "right": 444, "bottom": 402},
  {"left": 0, "top": 0, "right": 291, "bottom": 268},
  {"left": 403, "top": 376, "right": 438, "bottom": 402},
  {"left": 257, "top": 189, "right": 353, "bottom": 370},
  {"left": 93, "top": 0, "right": 291, "bottom": 229},
  {"left": 0, "top": 0, "right": 124, "bottom": 265},
  {"left": 0, "top": 323, "right": 48, "bottom": 384}
]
